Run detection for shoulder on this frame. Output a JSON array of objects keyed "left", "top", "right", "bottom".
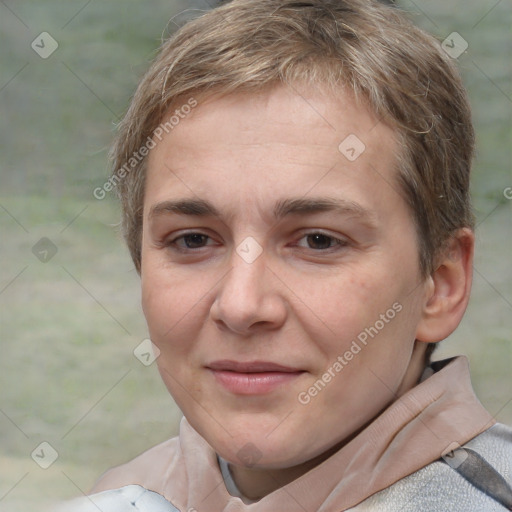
[
  {"left": 350, "top": 423, "right": 512, "bottom": 511},
  {"left": 90, "top": 436, "right": 181, "bottom": 494}
]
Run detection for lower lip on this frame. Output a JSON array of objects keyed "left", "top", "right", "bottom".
[{"left": 209, "top": 370, "right": 303, "bottom": 395}]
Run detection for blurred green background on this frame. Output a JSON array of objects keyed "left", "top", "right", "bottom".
[{"left": 0, "top": 0, "right": 510, "bottom": 509}]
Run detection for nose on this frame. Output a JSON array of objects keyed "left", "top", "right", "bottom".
[{"left": 210, "top": 246, "right": 287, "bottom": 336}]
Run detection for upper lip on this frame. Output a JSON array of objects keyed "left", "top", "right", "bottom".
[{"left": 206, "top": 360, "right": 302, "bottom": 373}]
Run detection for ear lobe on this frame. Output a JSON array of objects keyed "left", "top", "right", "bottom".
[{"left": 415, "top": 228, "right": 474, "bottom": 343}]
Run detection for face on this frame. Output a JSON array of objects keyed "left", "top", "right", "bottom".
[{"left": 141, "top": 85, "right": 429, "bottom": 470}]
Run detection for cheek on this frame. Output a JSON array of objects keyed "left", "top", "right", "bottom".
[
  {"left": 304, "top": 264, "right": 420, "bottom": 376},
  {"left": 295, "top": 266, "right": 396, "bottom": 347},
  {"left": 140, "top": 257, "right": 203, "bottom": 351},
  {"left": 141, "top": 269, "right": 207, "bottom": 403}
]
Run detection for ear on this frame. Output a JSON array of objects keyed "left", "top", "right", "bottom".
[{"left": 415, "top": 228, "right": 474, "bottom": 343}]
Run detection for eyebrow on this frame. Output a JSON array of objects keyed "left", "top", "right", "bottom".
[
  {"left": 149, "top": 199, "right": 220, "bottom": 219},
  {"left": 148, "top": 197, "right": 377, "bottom": 225},
  {"left": 273, "top": 197, "right": 377, "bottom": 224}
]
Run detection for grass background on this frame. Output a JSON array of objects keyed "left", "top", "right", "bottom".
[{"left": 0, "top": 0, "right": 510, "bottom": 509}]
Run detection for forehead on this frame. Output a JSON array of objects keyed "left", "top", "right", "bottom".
[
  {"left": 157, "top": 85, "right": 392, "bottom": 153},
  {"left": 144, "top": 84, "right": 402, "bottom": 216}
]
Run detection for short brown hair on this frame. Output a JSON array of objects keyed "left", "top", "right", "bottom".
[{"left": 111, "top": 0, "right": 475, "bottom": 279}]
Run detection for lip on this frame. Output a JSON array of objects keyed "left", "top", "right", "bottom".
[{"left": 206, "top": 360, "right": 305, "bottom": 395}]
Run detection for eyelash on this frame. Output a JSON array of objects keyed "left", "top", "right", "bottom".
[{"left": 166, "top": 231, "right": 349, "bottom": 253}]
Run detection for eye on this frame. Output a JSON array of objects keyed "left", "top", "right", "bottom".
[
  {"left": 297, "top": 232, "right": 348, "bottom": 250},
  {"left": 170, "top": 232, "right": 212, "bottom": 250}
]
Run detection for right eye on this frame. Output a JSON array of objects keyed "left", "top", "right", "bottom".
[{"left": 167, "top": 232, "right": 214, "bottom": 251}]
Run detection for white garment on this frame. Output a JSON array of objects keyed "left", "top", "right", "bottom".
[{"left": 55, "top": 485, "right": 179, "bottom": 512}]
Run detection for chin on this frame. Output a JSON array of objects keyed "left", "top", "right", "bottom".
[{"left": 195, "top": 419, "right": 321, "bottom": 470}]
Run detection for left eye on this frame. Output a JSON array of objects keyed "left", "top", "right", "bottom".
[{"left": 297, "top": 233, "right": 347, "bottom": 250}]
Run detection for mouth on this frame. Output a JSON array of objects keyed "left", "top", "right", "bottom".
[{"left": 205, "top": 360, "right": 305, "bottom": 395}]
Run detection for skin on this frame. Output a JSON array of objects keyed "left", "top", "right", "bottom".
[{"left": 140, "top": 84, "right": 474, "bottom": 500}]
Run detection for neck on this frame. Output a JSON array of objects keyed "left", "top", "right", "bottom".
[{"left": 229, "top": 437, "right": 353, "bottom": 501}]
